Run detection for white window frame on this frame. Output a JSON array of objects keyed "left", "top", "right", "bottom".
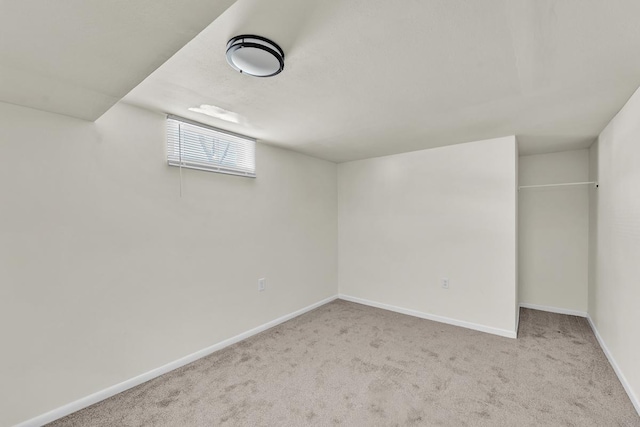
[{"left": 166, "top": 115, "right": 256, "bottom": 178}]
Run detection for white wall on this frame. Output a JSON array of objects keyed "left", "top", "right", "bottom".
[
  {"left": 590, "top": 86, "right": 640, "bottom": 411},
  {"left": 0, "top": 102, "right": 338, "bottom": 426},
  {"left": 588, "top": 142, "right": 598, "bottom": 316},
  {"left": 338, "top": 136, "right": 518, "bottom": 336},
  {"left": 518, "top": 150, "right": 590, "bottom": 312}
]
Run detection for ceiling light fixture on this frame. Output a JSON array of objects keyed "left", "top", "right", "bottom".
[{"left": 226, "top": 35, "right": 284, "bottom": 77}]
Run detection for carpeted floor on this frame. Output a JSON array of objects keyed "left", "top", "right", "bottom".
[{"left": 49, "top": 300, "right": 639, "bottom": 426}]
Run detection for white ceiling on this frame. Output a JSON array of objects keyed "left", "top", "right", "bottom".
[
  {"left": 0, "top": 0, "right": 235, "bottom": 121},
  {"left": 4, "top": 1, "right": 639, "bottom": 161},
  {"left": 123, "top": 0, "right": 640, "bottom": 162}
]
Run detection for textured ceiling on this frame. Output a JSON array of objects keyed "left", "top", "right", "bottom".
[
  {"left": 0, "top": 0, "right": 236, "bottom": 121},
  {"left": 69, "top": 0, "right": 640, "bottom": 161}
]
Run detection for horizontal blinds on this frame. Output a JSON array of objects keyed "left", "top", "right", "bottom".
[{"left": 166, "top": 116, "right": 256, "bottom": 178}]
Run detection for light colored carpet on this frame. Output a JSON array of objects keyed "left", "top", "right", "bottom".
[{"left": 49, "top": 300, "right": 639, "bottom": 426}]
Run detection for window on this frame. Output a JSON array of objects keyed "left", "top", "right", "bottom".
[{"left": 166, "top": 116, "right": 256, "bottom": 178}]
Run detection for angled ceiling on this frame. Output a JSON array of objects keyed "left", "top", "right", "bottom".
[
  {"left": 2, "top": 1, "right": 639, "bottom": 161},
  {"left": 124, "top": 0, "right": 640, "bottom": 162},
  {"left": 0, "top": 0, "right": 236, "bottom": 121}
]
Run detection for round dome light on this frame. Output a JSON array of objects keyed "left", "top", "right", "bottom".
[{"left": 226, "top": 35, "right": 285, "bottom": 77}]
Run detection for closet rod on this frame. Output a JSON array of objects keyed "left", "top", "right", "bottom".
[{"left": 519, "top": 181, "right": 598, "bottom": 190}]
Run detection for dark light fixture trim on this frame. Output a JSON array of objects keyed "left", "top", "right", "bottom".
[{"left": 226, "top": 35, "right": 285, "bottom": 77}]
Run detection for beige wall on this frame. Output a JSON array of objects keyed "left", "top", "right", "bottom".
[
  {"left": 518, "top": 150, "right": 590, "bottom": 312},
  {"left": 338, "top": 136, "right": 518, "bottom": 336},
  {"left": 0, "top": 102, "right": 338, "bottom": 426},
  {"left": 590, "top": 86, "right": 640, "bottom": 410}
]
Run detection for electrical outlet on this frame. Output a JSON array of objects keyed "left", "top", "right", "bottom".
[
  {"left": 258, "top": 278, "right": 266, "bottom": 291},
  {"left": 441, "top": 278, "right": 449, "bottom": 289}
]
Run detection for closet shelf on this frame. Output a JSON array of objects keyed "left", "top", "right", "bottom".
[{"left": 518, "top": 181, "right": 598, "bottom": 190}]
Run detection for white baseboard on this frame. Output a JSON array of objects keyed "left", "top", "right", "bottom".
[
  {"left": 587, "top": 315, "right": 640, "bottom": 416},
  {"left": 519, "top": 302, "right": 587, "bottom": 318},
  {"left": 518, "top": 301, "right": 640, "bottom": 414},
  {"left": 14, "top": 295, "right": 339, "bottom": 427},
  {"left": 338, "top": 294, "right": 517, "bottom": 339},
  {"left": 20, "top": 295, "right": 637, "bottom": 425}
]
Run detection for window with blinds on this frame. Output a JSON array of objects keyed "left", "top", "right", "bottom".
[{"left": 166, "top": 116, "right": 256, "bottom": 178}]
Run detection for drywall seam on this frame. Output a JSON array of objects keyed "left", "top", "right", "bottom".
[
  {"left": 587, "top": 315, "right": 640, "bottom": 416},
  {"left": 339, "top": 295, "right": 517, "bottom": 339},
  {"left": 519, "top": 303, "right": 587, "bottom": 318},
  {"left": 13, "top": 295, "right": 339, "bottom": 427}
]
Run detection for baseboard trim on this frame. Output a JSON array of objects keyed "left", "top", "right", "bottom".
[
  {"left": 519, "top": 302, "right": 587, "bottom": 318},
  {"left": 518, "top": 301, "right": 640, "bottom": 413},
  {"left": 338, "top": 294, "right": 517, "bottom": 339},
  {"left": 13, "top": 294, "right": 339, "bottom": 427},
  {"left": 587, "top": 314, "right": 640, "bottom": 416}
]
